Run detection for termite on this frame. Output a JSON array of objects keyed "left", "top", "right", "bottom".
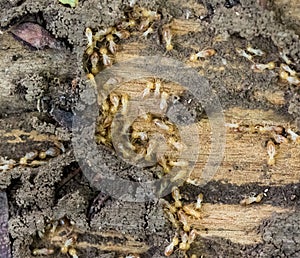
[
  {"left": 190, "top": 49, "right": 216, "bottom": 62},
  {"left": 246, "top": 45, "right": 265, "bottom": 56},
  {"left": 240, "top": 193, "right": 264, "bottom": 205},
  {"left": 162, "top": 27, "right": 173, "bottom": 51},
  {"left": 90, "top": 51, "right": 100, "bottom": 74},
  {"left": 179, "top": 232, "right": 190, "bottom": 251},
  {"left": 287, "top": 128, "right": 300, "bottom": 143},
  {"left": 160, "top": 92, "right": 169, "bottom": 110},
  {"left": 280, "top": 71, "right": 300, "bottom": 86},
  {"left": 251, "top": 62, "right": 275, "bottom": 72},
  {"left": 266, "top": 140, "right": 276, "bottom": 166},
  {"left": 195, "top": 193, "right": 203, "bottom": 210},
  {"left": 32, "top": 248, "right": 55, "bottom": 255},
  {"left": 141, "top": 81, "right": 154, "bottom": 99},
  {"left": 171, "top": 186, "right": 182, "bottom": 208},
  {"left": 177, "top": 210, "right": 190, "bottom": 232},
  {"left": 99, "top": 46, "right": 112, "bottom": 66},
  {"left": 106, "top": 34, "right": 117, "bottom": 54},
  {"left": 279, "top": 51, "right": 292, "bottom": 65},
  {"left": 182, "top": 205, "right": 201, "bottom": 219},
  {"left": 164, "top": 234, "right": 179, "bottom": 256},
  {"left": 280, "top": 63, "right": 296, "bottom": 76},
  {"left": 236, "top": 47, "right": 253, "bottom": 61},
  {"left": 142, "top": 27, "right": 154, "bottom": 37}
]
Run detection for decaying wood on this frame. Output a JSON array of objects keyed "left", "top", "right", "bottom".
[
  {"left": 192, "top": 107, "right": 300, "bottom": 186},
  {"left": 188, "top": 203, "right": 290, "bottom": 245},
  {"left": 2, "top": 14, "right": 300, "bottom": 255},
  {"left": 0, "top": 30, "right": 76, "bottom": 114}
]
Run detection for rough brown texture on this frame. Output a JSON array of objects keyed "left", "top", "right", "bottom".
[{"left": 1, "top": 0, "right": 300, "bottom": 257}]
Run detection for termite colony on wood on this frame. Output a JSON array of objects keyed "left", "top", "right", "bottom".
[
  {"left": 94, "top": 78, "right": 190, "bottom": 178},
  {"left": 32, "top": 217, "right": 79, "bottom": 258},
  {"left": 83, "top": 5, "right": 192, "bottom": 178},
  {"left": 162, "top": 187, "right": 203, "bottom": 257},
  {"left": 225, "top": 122, "right": 300, "bottom": 166},
  {"left": 0, "top": 130, "right": 65, "bottom": 172},
  {"left": 84, "top": 5, "right": 162, "bottom": 76},
  {"left": 235, "top": 45, "right": 300, "bottom": 85},
  {"left": 32, "top": 216, "right": 148, "bottom": 257}
]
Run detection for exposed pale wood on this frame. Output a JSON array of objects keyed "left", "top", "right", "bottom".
[
  {"left": 187, "top": 203, "right": 290, "bottom": 245},
  {"left": 192, "top": 108, "right": 300, "bottom": 186}
]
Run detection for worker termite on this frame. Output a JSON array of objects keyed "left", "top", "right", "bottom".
[
  {"left": 195, "top": 193, "right": 203, "bottom": 210},
  {"left": 139, "top": 18, "right": 151, "bottom": 32},
  {"left": 235, "top": 47, "right": 253, "bottom": 61},
  {"left": 19, "top": 150, "right": 39, "bottom": 165},
  {"left": 142, "top": 27, "right": 154, "bottom": 37},
  {"left": 85, "top": 27, "right": 93, "bottom": 47},
  {"left": 141, "top": 81, "right": 154, "bottom": 99},
  {"left": 32, "top": 248, "right": 55, "bottom": 255},
  {"left": 141, "top": 9, "right": 160, "bottom": 20},
  {"left": 188, "top": 229, "right": 197, "bottom": 244},
  {"left": 279, "top": 51, "right": 292, "bottom": 65},
  {"left": 169, "top": 160, "right": 188, "bottom": 168},
  {"left": 153, "top": 119, "right": 170, "bottom": 131},
  {"left": 254, "top": 124, "right": 283, "bottom": 134},
  {"left": 172, "top": 186, "right": 182, "bottom": 208},
  {"left": 240, "top": 193, "right": 264, "bottom": 205},
  {"left": 154, "top": 79, "right": 161, "bottom": 97},
  {"left": 177, "top": 210, "right": 190, "bottom": 232},
  {"left": 279, "top": 71, "right": 300, "bottom": 86},
  {"left": 182, "top": 205, "right": 201, "bottom": 219},
  {"left": 273, "top": 134, "right": 288, "bottom": 144},
  {"left": 103, "top": 114, "right": 113, "bottom": 128},
  {"left": 162, "top": 27, "right": 173, "bottom": 51},
  {"left": 30, "top": 160, "right": 48, "bottom": 166},
  {"left": 106, "top": 34, "right": 117, "bottom": 54},
  {"left": 61, "top": 237, "right": 76, "bottom": 254},
  {"left": 160, "top": 199, "right": 177, "bottom": 214},
  {"left": 246, "top": 45, "right": 265, "bottom": 56},
  {"left": 99, "top": 46, "right": 112, "bottom": 66},
  {"left": 160, "top": 92, "right": 169, "bottom": 110},
  {"left": 157, "top": 154, "right": 170, "bottom": 173},
  {"left": 109, "top": 92, "right": 120, "bottom": 113},
  {"left": 94, "top": 27, "right": 114, "bottom": 41},
  {"left": 68, "top": 247, "right": 78, "bottom": 258},
  {"left": 0, "top": 158, "right": 15, "bottom": 169},
  {"left": 266, "top": 140, "right": 276, "bottom": 166},
  {"left": 120, "top": 19, "right": 136, "bottom": 29},
  {"left": 132, "top": 131, "right": 148, "bottom": 141},
  {"left": 190, "top": 49, "right": 216, "bottom": 62},
  {"left": 287, "top": 128, "right": 300, "bottom": 143},
  {"left": 90, "top": 51, "right": 100, "bottom": 74},
  {"left": 121, "top": 93, "right": 129, "bottom": 115},
  {"left": 164, "top": 234, "right": 179, "bottom": 256},
  {"left": 112, "top": 28, "right": 130, "bottom": 39},
  {"left": 251, "top": 62, "right": 275, "bottom": 72},
  {"left": 163, "top": 208, "right": 179, "bottom": 229},
  {"left": 280, "top": 64, "right": 297, "bottom": 76},
  {"left": 179, "top": 232, "right": 190, "bottom": 251},
  {"left": 85, "top": 27, "right": 95, "bottom": 55},
  {"left": 39, "top": 147, "right": 61, "bottom": 159}
]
